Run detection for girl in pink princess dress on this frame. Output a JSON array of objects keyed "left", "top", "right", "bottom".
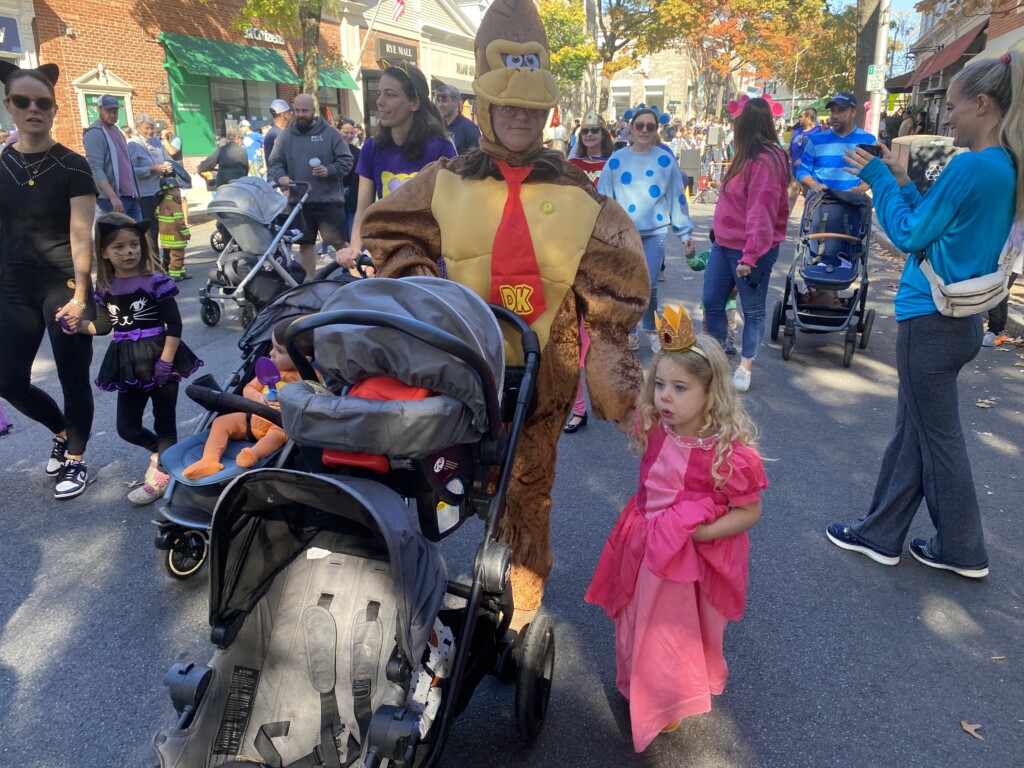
[{"left": 585, "top": 305, "right": 767, "bottom": 752}]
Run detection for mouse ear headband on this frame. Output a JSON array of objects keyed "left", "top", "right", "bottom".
[
  {"left": 727, "top": 94, "right": 785, "bottom": 119},
  {"left": 0, "top": 61, "right": 60, "bottom": 87}
]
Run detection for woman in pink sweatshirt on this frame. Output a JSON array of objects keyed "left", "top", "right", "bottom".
[{"left": 701, "top": 98, "right": 790, "bottom": 392}]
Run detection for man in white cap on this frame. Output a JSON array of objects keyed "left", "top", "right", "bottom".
[
  {"left": 83, "top": 94, "right": 142, "bottom": 219},
  {"left": 263, "top": 98, "right": 292, "bottom": 165}
]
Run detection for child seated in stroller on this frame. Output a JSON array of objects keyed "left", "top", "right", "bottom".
[{"left": 183, "top": 318, "right": 313, "bottom": 480}]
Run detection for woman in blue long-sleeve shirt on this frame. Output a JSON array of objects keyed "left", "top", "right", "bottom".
[{"left": 826, "top": 51, "right": 1024, "bottom": 579}]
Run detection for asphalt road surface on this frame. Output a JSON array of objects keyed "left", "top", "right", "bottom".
[{"left": 1, "top": 208, "right": 1022, "bottom": 768}]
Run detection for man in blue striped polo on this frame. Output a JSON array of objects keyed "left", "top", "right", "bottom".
[{"left": 797, "top": 92, "right": 875, "bottom": 194}]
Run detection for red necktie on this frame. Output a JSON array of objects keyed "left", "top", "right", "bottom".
[{"left": 489, "top": 160, "right": 546, "bottom": 325}]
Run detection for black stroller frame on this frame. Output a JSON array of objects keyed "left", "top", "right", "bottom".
[
  {"left": 771, "top": 189, "right": 876, "bottom": 367},
  {"left": 199, "top": 179, "right": 311, "bottom": 329},
  {"left": 154, "top": 282, "right": 554, "bottom": 767}
]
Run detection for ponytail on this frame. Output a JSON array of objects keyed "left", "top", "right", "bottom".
[{"left": 953, "top": 50, "right": 1024, "bottom": 221}]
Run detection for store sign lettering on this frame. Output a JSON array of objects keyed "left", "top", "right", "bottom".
[
  {"left": 244, "top": 27, "right": 285, "bottom": 46},
  {"left": 379, "top": 40, "right": 416, "bottom": 64},
  {"left": 456, "top": 62, "right": 473, "bottom": 76}
]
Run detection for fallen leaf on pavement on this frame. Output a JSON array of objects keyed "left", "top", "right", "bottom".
[
  {"left": 961, "top": 720, "right": 984, "bottom": 740},
  {"left": 991, "top": 656, "right": 1006, "bottom": 661}
]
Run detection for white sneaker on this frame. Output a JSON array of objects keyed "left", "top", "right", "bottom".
[
  {"left": 46, "top": 435, "right": 68, "bottom": 477},
  {"left": 733, "top": 367, "right": 752, "bottom": 392},
  {"left": 127, "top": 470, "right": 170, "bottom": 506},
  {"left": 627, "top": 334, "right": 640, "bottom": 351},
  {"left": 982, "top": 331, "right": 996, "bottom": 347},
  {"left": 645, "top": 331, "right": 661, "bottom": 353}
]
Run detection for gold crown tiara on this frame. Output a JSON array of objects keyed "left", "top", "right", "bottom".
[{"left": 655, "top": 305, "right": 707, "bottom": 358}]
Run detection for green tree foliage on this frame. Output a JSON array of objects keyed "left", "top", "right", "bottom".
[
  {"left": 540, "top": 0, "right": 600, "bottom": 90},
  {"left": 789, "top": 2, "right": 858, "bottom": 100}
]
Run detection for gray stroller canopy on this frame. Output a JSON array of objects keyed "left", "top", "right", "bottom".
[
  {"left": 312, "top": 276, "right": 505, "bottom": 432},
  {"left": 238, "top": 276, "right": 355, "bottom": 353},
  {"left": 207, "top": 176, "right": 288, "bottom": 226},
  {"left": 208, "top": 470, "right": 447, "bottom": 663}
]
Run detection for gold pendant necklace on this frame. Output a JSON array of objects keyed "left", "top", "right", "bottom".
[{"left": 17, "top": 146, "right": 54, "bottom": 187}]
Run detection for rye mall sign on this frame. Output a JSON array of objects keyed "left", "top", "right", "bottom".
[{"left": 377, "top": 39, "right": 417, "bottom": 67}]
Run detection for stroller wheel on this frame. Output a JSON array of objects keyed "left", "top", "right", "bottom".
[
  {"left": 859, "top": 309, "right": 875, "bottom": 350},
  {"left": 515, "top": 613, "right": 555, "bottom": 742},
  {"left": 781, "top": 320, "right": 795, "bottom": 361},
  {"left": 161, "top": 530, "right": 208, "bottom": 580},
  {"left": 238, "top": 303, "right": 256, "bottom": 329},
  {"left": 842, "top": 327, "right": 857, "bottom": 368},
  {"left": 199, "top": 300, "right": 221, "bottom": 327},
  {"left": 210, "top": 228, "right": 228, "bottom": 253},
  {"left": 770, "top": 300, "right": 783, "bottom": 342}
]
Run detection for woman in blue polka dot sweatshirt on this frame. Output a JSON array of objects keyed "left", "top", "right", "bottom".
[{"left": 598, "top": 108, "right": 694, "bottom": 350}]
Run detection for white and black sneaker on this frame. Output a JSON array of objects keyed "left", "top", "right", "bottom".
[
  {"left": 45, "top": 435, "right": 68, "bottom": 477},
  {"left": 54, "top": 460, "right": 88, "bottom": 500}
]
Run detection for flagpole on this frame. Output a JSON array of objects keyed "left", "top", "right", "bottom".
[{"left": 352, "top": 0, "right": 388, "bottom": 81}]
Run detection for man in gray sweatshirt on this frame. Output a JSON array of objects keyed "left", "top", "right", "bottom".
[
  {"left": 268, "top": 93, "right": 353, "bottom": 279},
  {"left": 83, "top": 94, "right": 142, "bottom": 220}
]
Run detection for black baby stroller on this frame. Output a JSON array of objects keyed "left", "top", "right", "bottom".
[
  {"left": 199, "top": 177, "right": 310, "bottom": 329},
  {"left": 154, "top": 276, "right": 356, "bottom": 580},
  {"left": 152, "top": 277, "right": 552, "bottom": 767},
  {"left": 771, "top": 189, "right": 876, "bottom": 367}
]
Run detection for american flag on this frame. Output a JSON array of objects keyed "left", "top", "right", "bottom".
[{"left": 392, "top": 0, "right": 405, "bottom": 22}]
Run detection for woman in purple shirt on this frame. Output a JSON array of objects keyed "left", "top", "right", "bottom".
[{"left": 337, "top": 64, "right": 454, "bottom": 266}]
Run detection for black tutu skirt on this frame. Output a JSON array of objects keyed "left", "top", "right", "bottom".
[{"left": 96, "top": 335, "right": 203, "bottom": 392}]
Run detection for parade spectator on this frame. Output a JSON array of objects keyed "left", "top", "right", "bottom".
[
  {"left": 797, "top": 92, "right": 874, "bottom": 194},
  {"left": 263, "top": 99, "right": 292, "bottom": 166},
  {"left": 585, "top": 309, "right": 766, "bottom": 752},
  {"left": 982, "top": 225, "right": 1022, "bottom": 346},
  {"left": 197, "top": 127, "right": 248, "bottom": 189},
  {"left": 128, "top": 113, "right": 171, "bottom": 256},
  {"left": 433, "top": 82, "right": 480, "bottom": 154},
  {"left": 239, "top": 119, "right": 264, "bottom": 176},
  {"left": 599, "top": 106, "right": 695, "bottom": 352},
  {"left": 338, "top": 117, "right": 361, "bottom": 242},
  {"left": 119, "top": 125, "right": 132, "bottom": 142},
  {"left": 335, "top": 63, "right": 454, "bottom": 267},
  {"left": 913, "top": 111, "right": 929, "bottom": 135},
  {"left": 160, "top": 127, "right": 182, "bottom": 163},
  {"left": 788, "top": 108, "right": 821, "bottom": 209},
  {"left": 828, "top": 51, "right": 1024, "bottom": 579},
  {"left": 0, "top": 63, "right": 98, "bottom": 500},
  {"left": 702, "top": 97, "right": 790, "bottom": 392},
  {"left": 360, "top": 0, "right": 649, "bottom": 626},
  {"left": 268, "top": 92, "right": 352, "bottom": 279},
  {"left": 898, "top": 109, "right": 914, "bottom": 137},
  {"left": 84, "top": 94, "right": 142, "bottom": 219}
]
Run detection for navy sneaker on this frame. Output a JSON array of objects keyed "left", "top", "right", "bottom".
[
  {"left": 826, "top": 523, "right": 900, "bottom": 566},
  {"left": 909, "top": 538, "right": 988, "bottom": 579},
  {"left": 54, "top": 460, "right": 88, "bottom": 500},
  {"left": 45, "top": 435, "right": 67, "bottom": 477}
]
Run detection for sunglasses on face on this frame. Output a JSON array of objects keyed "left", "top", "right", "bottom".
[
  {"left": 580, "top": 127, "right": 603, "bottom": 135},
  {"left": 632, "top": 122, "right": 658, "bottom": 132},
  {"left": 494, "top": 105, "right": 543, "bottom": 118},
  {"left": 8, "top": 94, "right": 55, "bottom": 111}
]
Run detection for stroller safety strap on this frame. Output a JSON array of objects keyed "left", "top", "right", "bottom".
[{"left": 352, "top": 600, "right": 382, "bottom": 742}]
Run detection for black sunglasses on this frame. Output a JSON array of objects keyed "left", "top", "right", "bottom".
[
  {"left": 9, "top": 94, "right": 55, "bottom": 111},
  {"left": 632, "top": 122, "right": 658, "bottom": 132},
  {"left": 580, "top": 126, "right": 603, "bottom": 135}
]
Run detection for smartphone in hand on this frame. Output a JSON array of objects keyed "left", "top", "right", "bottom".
[{"left": 856, "top": 143, "right": 882, "bottom": 157}]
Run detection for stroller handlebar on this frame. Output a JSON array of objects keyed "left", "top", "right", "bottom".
[{"left": 185, "top": 385, "right": 284, "bottom": 428}]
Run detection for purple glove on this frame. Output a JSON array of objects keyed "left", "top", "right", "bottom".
[{"left": 152, "top": 359, "right": 176, "bottom": 387}]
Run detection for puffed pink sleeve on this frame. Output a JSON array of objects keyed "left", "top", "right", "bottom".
[{"left": 720, "top": 443, "right": 768, "bottom": 508}]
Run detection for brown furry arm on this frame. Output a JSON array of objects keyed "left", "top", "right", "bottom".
[
  {"left": 361, "top": 162, "right": 445, "bottom": 278},
  {"left": 575, "top": 198, "right": 649, "bottom": 422}
]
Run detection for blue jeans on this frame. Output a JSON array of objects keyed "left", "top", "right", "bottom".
[
  {"left": 640, "top": 234, "right": 666, "bottom": 332},
  {"left": 849, "top": 313, "right": 987, "bottom": 569},
  {"left": 97, "top": 195, "right": 143, "bottom": 222},
  {"left": 702, "top": 242, "right": 779, "bottom": 359}
]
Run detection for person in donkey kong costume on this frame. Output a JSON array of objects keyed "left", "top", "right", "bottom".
[{"left": 361, "top": 0, "right": 649, "bottom": 628}]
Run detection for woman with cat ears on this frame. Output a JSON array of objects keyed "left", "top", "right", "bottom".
[{"left": 0, "top": 61, "right": 98, "bottom": 500}]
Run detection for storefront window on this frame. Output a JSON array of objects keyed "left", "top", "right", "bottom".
[
  {"left": 0, "top": 79, "right": 11, "bottom": 132},
  {"left": 247, "top": 81, "right": 278, "bottom": 126},
  {"left": 210, "top": 78, "right": 246, "bottom": 142},
  {"left": 362, "top": 73, "right": 381, "bottom": 129}
]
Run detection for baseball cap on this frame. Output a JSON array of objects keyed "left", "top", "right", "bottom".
[
  {"left": 270, "top": 99, "right": 292, "bottom": 116},
  {"left": 97, "top": 94, "right": 119, "bottom": 110},
  {"left": 239, "top": 119, "right": 251, "bottom": 128},
  {"left": 826, "top": 92, "right": 857, "bottom": 110}
]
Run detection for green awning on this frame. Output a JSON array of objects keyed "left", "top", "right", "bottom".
[
  {"left": 160, "top": 31, "right": 299, "bottom": 85},
  {"left": 317, "top": 65, "right": 358, "bottom": 90}
]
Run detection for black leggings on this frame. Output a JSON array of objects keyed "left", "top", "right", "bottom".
[
  {"left": 0, "top": 265, "right": 94, "bottom": 455},
  {"left": 116, "top": 383, "right": 179, "bottom": 467}
]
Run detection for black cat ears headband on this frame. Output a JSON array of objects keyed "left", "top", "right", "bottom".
[
  {"left": 0, "top": 62, "right": 61, "bottom": 88},
  {"left": 97, "top": 219, "right": 153, "bottom": 240}
]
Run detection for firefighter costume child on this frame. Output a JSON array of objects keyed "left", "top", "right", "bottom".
[
  {"left": 361, "top": 0, "right": 650, "bottom": 623},
  {"left": 158, "top": 175, "right": 190, "bottom": 280}
]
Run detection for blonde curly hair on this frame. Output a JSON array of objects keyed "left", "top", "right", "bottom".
[{"left": 631, "top": 334, "right": 757, "bottom": 488}]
